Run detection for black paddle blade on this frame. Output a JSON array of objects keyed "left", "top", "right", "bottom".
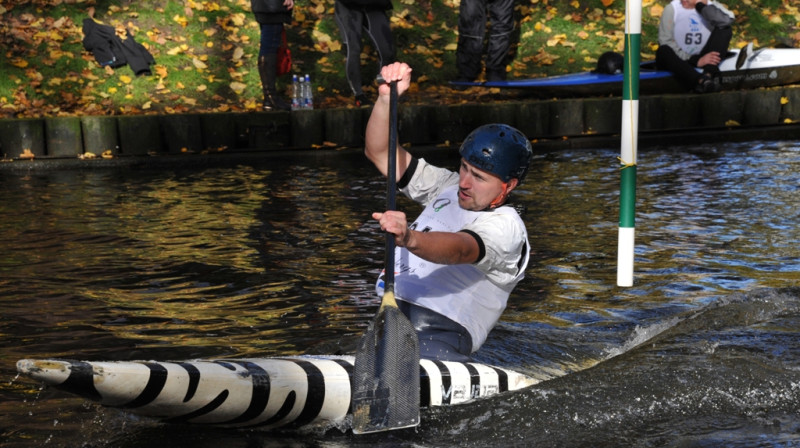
[{"left": 352, "top": 304, "right": 420, "bottom": 434}]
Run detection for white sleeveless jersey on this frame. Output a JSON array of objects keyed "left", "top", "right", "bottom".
[
  {"left": 375, "top": 158, "right": 530, "bottom": 351},
  {"left": 671, "top": 0, "right": 712, "bottom": 56}
]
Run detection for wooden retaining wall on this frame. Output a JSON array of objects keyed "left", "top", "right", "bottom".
[{"left": 1, "top": 86, "right": 799, "bottom": 161}]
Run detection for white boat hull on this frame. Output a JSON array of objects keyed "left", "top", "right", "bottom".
[{"left": 16, "top": 355, "right": 538, "bottom": 430}]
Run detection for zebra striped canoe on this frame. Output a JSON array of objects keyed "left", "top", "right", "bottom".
[{"left": 16, "top": 355, "right": 537, "bottom": 430}]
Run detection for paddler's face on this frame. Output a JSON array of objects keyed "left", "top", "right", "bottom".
[{"left": 457, "top": 158, "right": 517, "bottom": 211}]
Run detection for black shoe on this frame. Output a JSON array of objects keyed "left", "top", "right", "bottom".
[
  {"left": 486, "top": 70, "right": 507, "bottom": 82},
  {"left": 694, "top": 73, "right": 720, "bottom": 94},
  {"left": 263, "top": 91, "right": 291, "bottom": 111},
  {"left": 355, "top": 94, "right": 373, "bottom": 107}
]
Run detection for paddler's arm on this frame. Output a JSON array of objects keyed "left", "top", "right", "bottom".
[
  {"left": 365, "top": 62, "right": 414, "bottom": 180},
  {"left": 372, "top": 210, "right": 482, "bottom": 265}
]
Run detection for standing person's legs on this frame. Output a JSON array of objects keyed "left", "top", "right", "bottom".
[
  {"left": 358, "top": 9, "right": 396, "bottom": 106},
  {"left": 485, "top": 0, "right": 514, "bottom": 81},
  {"left": 258, "top": 23, "right": 290, "bottom": 111},
  {"left": 456, "top": 0, "right": 487, "bottom": 81},
  {"left": 364, "top": 9, "right": 396, "bottom": 67},
  {"left": 334, "top": 1, "right": 366, "bottom": 98}
]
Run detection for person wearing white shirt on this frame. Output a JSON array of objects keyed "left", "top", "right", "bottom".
[{"left": 656, "top": 0, "right": 735, "bottom": 93}]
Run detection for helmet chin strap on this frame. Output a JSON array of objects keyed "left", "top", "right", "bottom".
[{"left": 488, "top": 182, "right": 510, "bottom": 209}]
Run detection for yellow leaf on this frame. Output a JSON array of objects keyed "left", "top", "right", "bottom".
[
  {"left": 601, "top": 0, "right": 614, "bottom": 6},
  {"left": 143, "top": 101, "right": 152, "bottom": 109},
  {"left": 547, "top": 34, "right": 567, "bottom": 47},
  {"left": 102, "top": 150, "right": 114, "bottom": 159},
  {"left": 176, "top": 82, "right": 185, "bottom": 89},
  {"left": 12, "top": 58, "right": 28, "bottom": 68},
  {"left": 120, "top": 75, "right": 132, "bottom": 84},
  {"left": 230, "top": 81, "right": 247, "bottom": 94},
  {"left": 197, "top": 85, "right": 207, "bottom": 92},
  {"left": 781, "top": 97, "right": 789, "bottom": 105},
  {"left": 173, "top": 14, "right": 188, "bottom": 27},
  {"left": 650, "top": 4, "right": 664, "bottom": 17},
  {"left": 192, "top": 57, "right": 207, "bottom": 69},
  {"left": 20, "top": 149, "right": 35, "bottom": 159},
  {"left": 444, "top": 43, "right": 458, "bottom": 51},
  {"left": 232, "top": 47, "right": 244, "bottom": 61},
  {"left": 725, "top": 119, "right": 741, "bottom": 126},
  {"left": 230, "top": 13, "right": 246, "bottom": 26}
]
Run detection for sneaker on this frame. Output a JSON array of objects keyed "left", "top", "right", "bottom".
[
  {"left": 355, "top": 94, "right": 373, "bottom": 107},
  {"left": 694, "top": 73, "right": 720, "bottom": 94}
]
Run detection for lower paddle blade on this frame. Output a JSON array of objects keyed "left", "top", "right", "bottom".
[{"left": 352, "top": 305, "right": 420, "bottom": 434}]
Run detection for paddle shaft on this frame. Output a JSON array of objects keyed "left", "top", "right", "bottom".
[
  {"left": 351, "top": 78, "right": 419, "bottom": 434},
  {"left": 384, "top": 81, "right": 398, "bottom": 300}
]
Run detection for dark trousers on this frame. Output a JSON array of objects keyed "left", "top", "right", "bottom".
[
  {"left": 258, "top": 23, "right": 283, "bottom": 57},
  {"left": 334, "top": 2, "right": 396, "bottom": 96},
  {"left": 397, "top": 300, "right": 474, "bottom": 362},
  {"left": 656, "top": 26, "right": 732, "bottom": 90},
  {"left": 456, "top": 0, "right": 514, "bottom": 80}
]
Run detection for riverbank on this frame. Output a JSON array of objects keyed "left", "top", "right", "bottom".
[{"left": 2, "top": 85, "right": 799, "bottom": 171}]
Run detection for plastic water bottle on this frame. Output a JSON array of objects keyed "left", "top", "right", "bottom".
[
  {"left": 291, "top": 74, "right": 301, "bottom": 111},
  {"left": 302, "top": 74, "right": 314, "bottom": 110}
]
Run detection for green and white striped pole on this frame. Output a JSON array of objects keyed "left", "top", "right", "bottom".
[{"left": 617, "top": 0, "right": 641, "bottom": 287}]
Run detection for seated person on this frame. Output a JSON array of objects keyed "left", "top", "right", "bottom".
[{"left": 656, "top": 0, "right": 735, "bottom": 93}]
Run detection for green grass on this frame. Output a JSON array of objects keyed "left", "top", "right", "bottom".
[{"left": 0, "top": 0, "right": 798, "bottom": 118}]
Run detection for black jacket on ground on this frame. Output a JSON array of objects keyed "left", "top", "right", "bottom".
[{"left": 82, "top": 18, "right": 155, "bottom": 76}]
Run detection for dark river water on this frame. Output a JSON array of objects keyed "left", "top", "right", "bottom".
[{"left": 2, "top": 140, "right": 800, "bottom": 447}]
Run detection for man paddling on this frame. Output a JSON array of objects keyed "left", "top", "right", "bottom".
[{"left": 365, "top": 62, "right": 532, "bottom": 362}]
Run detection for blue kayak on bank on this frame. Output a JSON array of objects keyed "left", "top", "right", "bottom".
[{"left": 451, "top": 47, "right": 800, "bottom": 97}]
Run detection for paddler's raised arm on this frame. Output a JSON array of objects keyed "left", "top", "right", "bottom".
[{"left": 365, "top": 62, "right": 414, "bottom": 180}]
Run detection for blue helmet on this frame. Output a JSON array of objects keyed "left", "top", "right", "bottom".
[{"left": 459, "top": 124, "right": 533, "bottom": 184}]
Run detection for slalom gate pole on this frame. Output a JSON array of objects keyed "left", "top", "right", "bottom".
[{"left": 617, "top": 0, "right": 641, "bottom": 287}]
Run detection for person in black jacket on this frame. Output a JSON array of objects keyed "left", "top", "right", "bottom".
[
  {"left": 455, "top": 0, "right": 514, "bottom": 84},
  {"left": 251, "top": 0, "right": 293, "bottom": 111},
  {"left": 334, "top": 0, "right": 396, "bottom": 107}
]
